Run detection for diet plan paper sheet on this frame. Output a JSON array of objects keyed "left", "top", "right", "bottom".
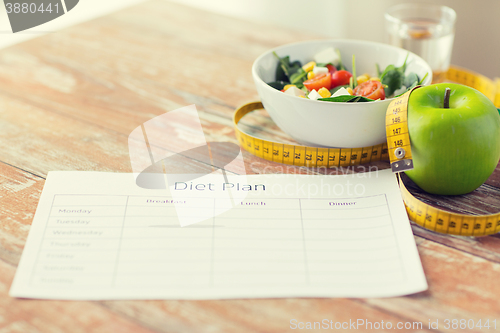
[{"left": 10, "top": 170, "right": 427, "bottom": 300}]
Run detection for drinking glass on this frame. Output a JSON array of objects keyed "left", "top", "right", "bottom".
[{"left": 385, "top": 4, "right": 456, "bottom": 83}]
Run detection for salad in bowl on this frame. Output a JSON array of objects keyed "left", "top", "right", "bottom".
[
  {"left": 251, "top": 40, "right": 432, "bottom": 147},
  {"left": 268, "top": 46, "right": 428, "bottom": 103}
]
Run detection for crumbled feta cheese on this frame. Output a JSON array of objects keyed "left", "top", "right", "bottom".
[
  {"left": 284, "top": 86, "right": 306, "bottom": 98},
  {"left": 313, "top": 47, "right": 340, "bottom": 66},
  {"left": 308, "top": 89, "right": 322, "bottom": 100},
  {"left": 331, "top": 87, "right": 351, "bottom": 98},
  {"left": 312, "top": 66, "right": 328, "bottom": 75}
]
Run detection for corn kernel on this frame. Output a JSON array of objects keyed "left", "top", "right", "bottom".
[
  {"left": 357, "top": 75, "right": 369, "bottom": 85},
  {"left": 362, "top": 73, "right": 371, "bottom": 79},
  {"left": 283, "top": 84, "right": 296, "bottom": 91},
  {"left": 302, "top": 61, "right": 316, "bottom": 73},
  {"left": 307, "top": 72, "right": 315, "bottom": 80},
  {"left": 317, "top": 87, "right": 331, "bottom": 98},
  {"left": 370, "top": 77, "right": 381, "bottom": 82},
  {"left": 298, "top": 95, "right": 306, "bottom": 98},
  {"left": 346, "top": 87, "right": 354, "bottom": 95}
]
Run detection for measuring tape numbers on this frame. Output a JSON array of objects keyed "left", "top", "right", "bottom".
[
  {"left": 233, "top": 101, "right": 389, "bottom": 169},
  {"left": 234, "top": 67, "right": 500, "bottom": 237},
  {"left": 399, "top": 175, "right": 500, "bottom": 237},
  {"left": 385, "top": 87, "right": 418, "bottom": 173},
  {"left": 446, "top": 66, "right": 500, "bottom": 107}
]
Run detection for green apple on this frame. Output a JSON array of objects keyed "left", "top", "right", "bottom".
[{"left": 405, "top": 83, "right": 500, "bottom": 195}]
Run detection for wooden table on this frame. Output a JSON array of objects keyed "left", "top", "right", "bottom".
[{"left": 1, "top": 1, "right": 500, "bottom": 332}]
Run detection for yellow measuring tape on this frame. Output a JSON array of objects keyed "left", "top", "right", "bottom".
[
  {"left": 233, "top": 102, "right": 389, "bottom": 168},
  {"left": 234, "top": 66, "right": 500, "bottom": 237}
]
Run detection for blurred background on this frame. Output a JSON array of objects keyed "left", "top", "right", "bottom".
[
  {"left": 171, "top": 0, "right": 499, "bottom": 78},
  {"left": 1, "top": 0, "right": 499, "bottom": 78}
]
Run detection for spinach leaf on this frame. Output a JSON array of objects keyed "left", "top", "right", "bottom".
[
  {"left": 379, "top": 64, "right": 395, "bottom": 79},
  {"left": 382, "top": 70, "right": 405, "bottom": 96},
  {"left": 345, "top": 96, "right": 376, "bottom": 103},
  {"left": 267, "top": 81, "right": 288, "bottom": 90},
  {"left": 394, "top": 80, "right": 418, "bottom": 98},
  {"left": 290, "top": 68, "right": 307, "bottom": 86},
  {"left": 319, "top": 95, "right": 374, "bottom": 103},
  {"left": 380, "top": 53, "right": 409, "bottom": 97},
  {"left": 289, "top": 61, "right": 302, "bottom": 75},
  {"left": 274, "top": 56, "right": 288, "bottom": 81},
  {"left": 273, "top": 52, "right": 302, "bottom": 82},
  {"left": 404, "top": 72, "right": 419, "bottom": 88},
  {"left": 394, "top": 72, "right": 429, "bottom": 97}
]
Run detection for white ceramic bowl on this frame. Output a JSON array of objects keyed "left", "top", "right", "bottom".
[{"left": 252, "top": 39, "right": 432, "bottom": 147}]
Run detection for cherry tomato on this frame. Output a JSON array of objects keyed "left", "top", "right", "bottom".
[
  {"left": 326, "top": 64, "right": 337, "bottom": 74},
  {"left": 353, "top": 80, "right": 386, "bottom": 100},
  {"left": 331, "top": 70, "right": 352, "bottom": 88},
  {"left": 303, "top": 73, "right": 332, "bottom": 91}
]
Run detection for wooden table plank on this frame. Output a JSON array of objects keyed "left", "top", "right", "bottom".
[
  {"left": 363, "top": 237, "right": 500, "bottom": 333},
  {"left": 0, "top": 260, "right": 157, "bottom": 333},
  {"left": 0, "top": 0, "right": 304, "bottom": 135},
  {"left": 98, "top": 298, "right": 438, "bottom": 333}
]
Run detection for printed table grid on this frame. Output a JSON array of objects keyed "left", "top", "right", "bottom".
[{"left": 30, "top": 194, "right": 406, "bottom": 289}]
